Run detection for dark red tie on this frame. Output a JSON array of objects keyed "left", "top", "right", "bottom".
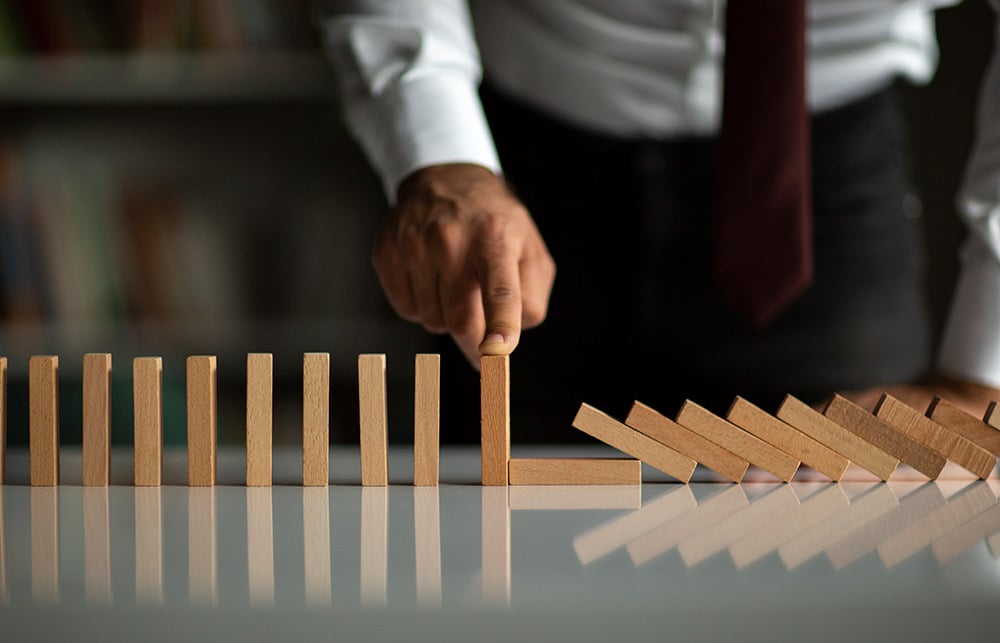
[{"left": 714, "top": 0, "right": 812, "bottom": 328}]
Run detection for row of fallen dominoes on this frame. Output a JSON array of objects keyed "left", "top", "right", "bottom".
[
  {"left": 0, "top": 352, "right": 455, "bottom": 487},
  {"left": 551, "top": 394, "right": 1000, "bottom": 485}
]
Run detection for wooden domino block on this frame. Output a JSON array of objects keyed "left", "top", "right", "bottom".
[
  {"left": 726, "top": 396, "right": 849, "bottom": 481},
  {"left": 776, "top": 395, "right": 898, "bottom": 480},
  {"left": 508, "top": 458, "right": 641, "bottom": 485},
  {"left": 676, "top": 400, "right": 799, "bottom": 482},
  {"left": 303, "top": 353, "right": 330, "bottom": 487},
  {"left": 82, "top": 353, "right": 112, "bottom": 487},
  {"left": 874, "top": 394, "right": 995, "bottom": 479},
  {"left": 985, "top": 401, "right": 1000, "bottom": 431},
  {"left": 824, "top": 394, "right": 946, "bottom": 479},
  {"left": 414, "top": 354, "right": 440, "bottom": 486},
  {"left": 481, "top": 355, "right": 510, "bottom": 486},
  {"left": 359, "top": 354, "right": 388, "bottom": 486},
  {"left": 186, "top": 356, "right": 217, "bottom": 487},
  {"left": 626, "top": 401, "right": 748, "bottom": 482},
  {"left": 246, "top": 354, "right": 273, "bottom": 487},
  {"left": 0, "top": 356, "right": 6, "bottom": 485},
  {"left": 572, "top": 403, "right": 697, "bottom": 482},
  {"left": 928, "top": 397, "right": 1000, "bottom": 457},
  {"left": 133, "top": 358, "right": 163, "bottom": 487},
  {"left": 29, "top": 356, "right": 59, "bottom": 486}
]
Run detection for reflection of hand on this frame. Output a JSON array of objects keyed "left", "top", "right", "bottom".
[
  {"left": 373, "top": 164, "right": 556, "bottom": 367},
  {"left": 832, "top": 373, "right": 1000, "bottom": 417}
]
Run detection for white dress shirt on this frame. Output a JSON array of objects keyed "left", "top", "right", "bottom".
[{"left": 323, "top": 0, "right": 1000, "bottom": 389}]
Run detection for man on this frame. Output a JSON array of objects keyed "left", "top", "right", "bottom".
[{"left": 323, "top": 0, "right": 1000, "bottom": 436}]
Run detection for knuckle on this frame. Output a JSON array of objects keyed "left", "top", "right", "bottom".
[
  {"left": 485, "top": 283, "right": 517, "bottom": 302},
  {"left": 522, "top": 302, "right": 547, "bottom": 328}
]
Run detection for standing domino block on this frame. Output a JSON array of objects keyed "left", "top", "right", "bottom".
[
  {"left": 928, "top": 397, "right": 1000, "bottom": 457},
  {"left": 303, "top": 353, "right": 330, "bottom": 487},
  {"left": 726, "top": 396, "right": 850, "bottom": 481},
  {"left": 414, "top": 354, "right": 440, "bottom": 486},
  {"left": 359, "top": 354, "right": 388, "bottom": 486},
  {"left": 776, "top": 395, "right": 898, "bottom": 480},
  {"left": 481, "top": 355, "right": 510, "bottom": 486},
  {"left": 29, "top": 356, "right": 59, "bottom": 486},
  {"left": 676, "top": 400, "right": 800, "bottom": 482},
  {"left": 186, "top": 356, "right": 217, "bottom": 487},
  {"left": 572, "top": 403, "right": 697, "bottom": 482},
  {"left": 133, "top": 358, "right": 163, "bottom": 486},
  {"left": 508, "top": 458, "right": 641, "bottom": 485},
  {"left": 824, "top": 394, "right": 946, "bottom": 479},
  {"left": 82, "top": 353, "right": 112, "bottom": 487},
  {"left": 246, "top": 354, "right": 273, "bottom": 487},
  {"left": 874, "top": 394, "right": 995, "bottom": 479},
  {"left": 0, "top": 356, "right": 6, "bottom": 485},
  {"left": 626, "top": 401, "right": 749, "bottom": 482}
]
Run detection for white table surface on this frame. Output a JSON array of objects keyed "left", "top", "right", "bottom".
[{"left": 1, "top": 446, "right": 998, "bottom": 642}]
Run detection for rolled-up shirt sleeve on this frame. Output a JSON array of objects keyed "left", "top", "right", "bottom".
[
  {"left": 320, "top": 0, "right": 501, "bottom": 201},
  {"left": 938, "top": 2, "right": 1000, "bottom": 387}
]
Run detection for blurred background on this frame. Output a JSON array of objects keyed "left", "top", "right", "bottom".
[{"left": 0, "top": 0, "right": 994, "bottom": 447}]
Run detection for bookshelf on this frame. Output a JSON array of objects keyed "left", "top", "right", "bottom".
[{"left": 0, "top": 1, "right": 428, "bottom": 441}]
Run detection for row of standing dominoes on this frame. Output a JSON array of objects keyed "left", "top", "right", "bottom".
[
  {"left": 536, "top": 393, "right": 1000, "bottom": 484},
  {"left": 0, "top": 352, "right": 448, "bottom": 487}
]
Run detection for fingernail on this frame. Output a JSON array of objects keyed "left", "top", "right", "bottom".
[{"left": 482, "top": 333, "right": 506, "bottom": 345}]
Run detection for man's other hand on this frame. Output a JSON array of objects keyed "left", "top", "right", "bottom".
[{"left": 373, "top": 164, "right": 556, "bottom": 368}]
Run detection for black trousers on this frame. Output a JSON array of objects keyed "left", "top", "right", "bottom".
[{"left": 439, "top": 83, "right": 931, "bottom": 442}]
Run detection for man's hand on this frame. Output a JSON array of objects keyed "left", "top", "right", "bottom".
[
  {"left": 372, "top": 163, "right": 556, "bottom": 367},
  {"left": 835, "top": 373, "right": 1000, "bottom": 417}
]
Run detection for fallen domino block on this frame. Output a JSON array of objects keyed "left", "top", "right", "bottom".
[
  {"left": 824, "top": 394, "right": 946, "bottom": 479},
  {"left": 627, "top": 401, "right": 748, "bottom": 483},
  {"left": 572, "top": 403, "right": 696, "bottom": 482},
  {"left": 508, "top": 458, "right": 641, "bottom": 485}
]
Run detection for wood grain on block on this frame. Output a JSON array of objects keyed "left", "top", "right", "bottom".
[
  {"left": 726, "top": 396, "right": 849, "bottom": 480},
  {"left": 824, "top": 394, "right": 946, "bottom": 479},
  {"left": 186, "top": 356, "right": 217, "bottom": 487},
  {"left": 359, "top": 354, "right": 388, "bottom": 486},
  {"left": 626, "top": 401, "right": 748, "bottom": 482},
  {"left": 928, "top": 397, "right": 1000, "bottom": 457},
  {"left": 874, "top": 394, "right": 995, "bottom": 479},
  {"left": 82, "top": 353, "right": 112, "bottom": 487},
  {"left": 572, "top": 403, "right": 696, "bottom": 482},
  {"left": 29, "top": 356, "right": 59, "bottom": 486},
  {"left": 480, "top": 355, "right": 510, "bottom": 486},
  {"left": 302, "top": 353, "right": 330, "bottom": 487},
  {"left": 0, "top": 357, "right": 6, "bottom": 485},
  {"left": 776, "top": 395, "right": 898, "bottom": 480},
  {"left": 246, "top": 354, "right": 273, "bottom": 487},
  {"left": 573, "top": 487, "right": 696, "bottom": 566},
  {"left": 133, "top": 358, "right": 163, "bottom": 487},
  {"left": 676, "top": 400, "right": 799, "bottom": 482},
  {"left": 414, "top": 354, "right": 440, "bottom": 486},
  {"left": 985, "top": 401, "right": 1000, "bottom": 430},
  {"left": 508, "top": 458, "right": 641, "bottom": 485}
]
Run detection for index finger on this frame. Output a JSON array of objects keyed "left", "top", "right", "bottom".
[{"left": 475, "top": 238, "right": 522, "bottom": 356}]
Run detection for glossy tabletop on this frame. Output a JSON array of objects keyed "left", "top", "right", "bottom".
[{"left": 0, "top": 446, "right": 998, "bottom": 642}]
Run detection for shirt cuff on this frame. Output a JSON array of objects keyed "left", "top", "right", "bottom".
[
  {"left": 346, "top": 72, "right": 502, "bottom": 202},
  {"left": 937, "top": 246, "right": 1000, "bottom": 388}
]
